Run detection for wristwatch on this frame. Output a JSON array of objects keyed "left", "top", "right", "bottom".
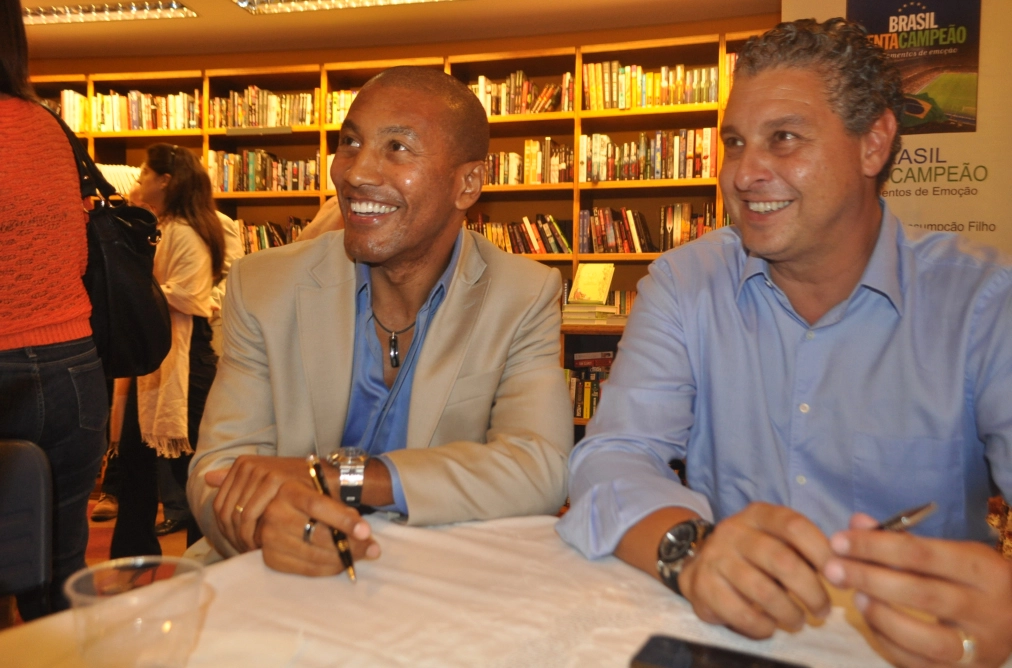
[
  {"left": 327, "top": 447, "right": 368, "bottom": 507},
  {"left": 656, "top": 518, "right": 714, "bottom": 597}
]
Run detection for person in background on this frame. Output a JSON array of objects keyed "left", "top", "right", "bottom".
[
  {"left": 558, "top": 18, "right": 1012, "bottom": 668},
  {"left": 0, "top": 0, "right": 109, "bottom": 619},
  {"left": 294, "top": 195, "right": 344, "bottom": 243},
  {"left": 110, "top": 144, "right": 224, "bottom": 556},
  {"left": 155, "top": 209, "right": 242, "bottom": 536}
]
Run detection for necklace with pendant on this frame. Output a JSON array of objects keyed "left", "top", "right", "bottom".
[{"left": 373, "top": 314, "right": 415, "bottom": 368}]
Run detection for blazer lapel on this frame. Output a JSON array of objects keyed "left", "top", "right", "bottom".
[
  {"left": 297, "top": 234, "right": 357, "bottom": 457},
  {"left": 407, "top": 231, "right": 489, "bottom": 448}
]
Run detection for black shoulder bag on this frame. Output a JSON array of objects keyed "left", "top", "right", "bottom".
[{"left": 46, "top": 108, "right": 172, "bottom": 378}]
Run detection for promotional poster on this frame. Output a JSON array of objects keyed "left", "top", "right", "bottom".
[{"left": 848, "top": 0, "right": 981, "bottom": 135}]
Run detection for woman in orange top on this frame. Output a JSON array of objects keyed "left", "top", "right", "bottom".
[{"left": 0, "top": 0, "right": 108, "bottom": 619}]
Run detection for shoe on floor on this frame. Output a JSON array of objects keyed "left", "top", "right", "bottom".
[
  {"left": 90, "top": 494, "right": 118, "bottom": 521},
  {"left": 155, "top": 518, "right": 188, "bottom": 536}
]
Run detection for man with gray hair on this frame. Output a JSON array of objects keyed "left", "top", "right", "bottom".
[{"left": 558, "top": 18, "right": 1012, "bottom": 667}]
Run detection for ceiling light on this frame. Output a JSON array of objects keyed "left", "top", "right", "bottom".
[
  {"left": 232, "top": 0, "right": 460, "bottom": 16},
  {"left": 22, "top": 1, "right": 197, "bottom": 24}
]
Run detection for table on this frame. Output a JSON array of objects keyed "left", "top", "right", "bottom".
[{"left": 0, "top": 515, "right": 981, "bottom": 667}]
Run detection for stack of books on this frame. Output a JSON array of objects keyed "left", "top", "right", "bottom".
[
  {"left": 325, "top": 89, "right": 357, "bottom": 125},
  {"left": 92, "top": 90, "right": 200, "bottom": 132},
  {"left": 566, "top": 351, "right": 614, "bottom": 419},
  {"left": 466, "top": 213, "right": 572, "bottom": 255},
  {"left": 208, "top": 87, "right": 317, "bottom": 129},
  {"left": 579, "top": 127, "right": 718, "bottom": 182},
  {"left": 207, "top": 149, "right": 320, "bottom": 193},
  {"left": 582, "top": 62, "right": 718, "bottom": 110},
  {"left": 562, "top": 303, "right": 622, "bottom": 326},
  {"left": 484, "top": 138, "right": 573, "bottom": 186},
  {"left": 469, "top": 71, "right": 574, "bottom": 116}
]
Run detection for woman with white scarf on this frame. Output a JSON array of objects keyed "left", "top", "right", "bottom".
[{"left": 110, "top": 144, "right": 224, "bottom": 557}]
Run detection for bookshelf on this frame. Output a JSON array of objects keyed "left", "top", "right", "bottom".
[{"left": 30, "top": 27, "right": 763, "bottom": 426}]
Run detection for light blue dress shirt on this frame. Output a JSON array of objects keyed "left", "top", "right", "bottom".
[
  {"left": 341, "top": 232, "right": 462, "bottom": 514},
  {"left": 557, "top": 204, "right": 1012, "bottom": 558}
]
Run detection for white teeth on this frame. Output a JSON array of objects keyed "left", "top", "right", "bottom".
[
  {"left": 350, "top": 201, "right": 398, "bottom": 215},
  {"left": 747, "top": 200, "right": 792, "bottom": 213}
]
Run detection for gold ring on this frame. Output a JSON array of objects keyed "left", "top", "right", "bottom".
[
  {"left": 303, "top": 519, "right": 317, "bottom": 544},
  {"left": 957, "top": 627, "right": 976, "bottom": 665},
  {"left": 235, "top": 503, "right": 245, "bottom": 515}
]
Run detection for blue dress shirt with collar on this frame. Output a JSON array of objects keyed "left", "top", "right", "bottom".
[
  {"left": 341, "top": 232, "right": 463, "bottom": 515},
  {"left": 557, "top": 204, "right": 1012, "bottom": 559}
]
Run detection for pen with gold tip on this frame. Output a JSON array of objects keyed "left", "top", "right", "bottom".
[{"left": 306, "top": 454, "right": 356, "bottom": 582}]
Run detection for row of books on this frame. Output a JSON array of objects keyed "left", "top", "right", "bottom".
[
  {"left": 483, "top": 139, "right": 573, "bottom": 186},
  {"left": 208, "top": 87, "right": 318, "bottom": 129},
  {"left": 96, "top": 164, "right": 141, "bottom": 197},
  {"left": 579, "top": 127, "right": 717, "bottom": 182},
  {"left": 469, "top": 72, "right": 575, "bottom": 116},
  {"left": 207, "top": 149, "right": 320, "bottom": 193},
  {"left": 578, "top": 208, "right": 655, "bottom": 254},
  {"left": 582, "top": 62, "right": 719, "bottom": 111},
  {"left": 466, "top": 213, "right": 573, "bottom": 255},
  {"left": 237, "top": 217, "right": 306, "bottom": 254},
  {"left": 658, "top": 202, "right": 719, "bottom": 251},
  {"left": 325, "top": 89, "right": 358, "bottom": 125},
  {"left": 725, "top": 52, "right": 739, "bottom": 95},
  {"left": 55, "top": 90, "right": 89, "bottom": 133},
  {"left": 566, "top": 353, "right": 613, "bottom": 419},
  {"left": 92, "top": 90, "right": 200, "bottom": 132}
]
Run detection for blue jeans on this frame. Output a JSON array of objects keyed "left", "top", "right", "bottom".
[{"left": 0, "top": 337, "right": 108, "bottom": 619}]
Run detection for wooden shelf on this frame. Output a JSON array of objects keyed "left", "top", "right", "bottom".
[
  {"left": 573, "top": 417, "right": 590, "bottom": 426},
  {"left": 91, "top": 129, "right": 202, "bottom": 138},
  {"left": 214, "top": 191, "right": 323, "bottom": 200},
  {"left": 579, "top": 102, "right": 718, "bottom": 119},
  {"left": 578, "top": 178, "right": 716, "bottom": 190},
  {"left": 482, "top": 183, "right": 574, "bottom": 193},
  {"left": 488, "top": 111, "right": 575, "bottom": 124},
  {"left": 562, "top": 324, "right": 626, "bottom": 335},
  {"left": 206, "top": 126, "right": 320, "bottom": 135},
  {"left": 517, "top": 254, "right": 573, "bottom": 262},
  {"left": 576, "top": 253, "right": 661, "bottom": 262}
]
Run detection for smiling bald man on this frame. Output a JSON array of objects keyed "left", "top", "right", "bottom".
[{"left": 187, "top": 66, "right": 572, "bottom": 573}]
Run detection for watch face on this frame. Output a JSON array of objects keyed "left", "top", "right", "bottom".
[
  {"left": 339, "top": 447, "right": 368, "bottom": 464},
  {"left": 658, "top": 522, "right": 698, "bottom": 562}
]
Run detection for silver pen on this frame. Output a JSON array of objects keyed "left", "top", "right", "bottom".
[{"left": 876, "top": 501, "right": 937, "bottom": 532}]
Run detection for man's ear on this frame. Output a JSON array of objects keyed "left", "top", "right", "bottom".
[
  {"left": 860, "top": 110, "right": 897, "bottom": 180},
  {"left": 454, "top": 161, "right": 486, "bottom": 211}
]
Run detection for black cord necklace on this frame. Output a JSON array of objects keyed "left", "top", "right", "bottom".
[{"left": 373, "top": 314, "right": 415, "bottom": 368}]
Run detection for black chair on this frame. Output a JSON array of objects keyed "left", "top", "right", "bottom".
[{"left": 0, "top": 440, "right": 52, "bottom": 598}]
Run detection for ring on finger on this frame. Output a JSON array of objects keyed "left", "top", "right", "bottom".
[
  {"left": 235, "top": 503, "right": 245, "bottom": 515},
  {"left": 956, "top": 628, "right": 976, "bottom": 665},
  {"left": 303, "top": 518, "right": 318, "bottom": 544}
]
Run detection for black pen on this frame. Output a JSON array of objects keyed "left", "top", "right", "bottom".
[
  {"left": 876, "top": 501, "right": 937, "bottom": 532},
  {"left": 306, "top": 454, "right": 356, "bottom": 582}
]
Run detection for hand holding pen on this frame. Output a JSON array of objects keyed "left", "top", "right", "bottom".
[{"left": 306, "top": 454, "right": 358, "bottom": 582}]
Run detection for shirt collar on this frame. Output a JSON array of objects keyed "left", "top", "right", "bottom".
[
  {"left": 355, "top": 230, "right": 464, "bottom": 311},
  {"left": 735, "top": 201, "right": 904, "bottom": 316}
]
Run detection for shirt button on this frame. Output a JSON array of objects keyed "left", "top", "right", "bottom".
[
  {"left": 799, "top": 403, "right": 810, "bottom": 414},
  {"left": 796, "top": 475, "right": 807, "bottom": 485},
  {"left": 805, "top": 331, "right": 815, "bottom": 340},
  {"left": 764, "top": 280, "right": 773, "bottom": 288}
]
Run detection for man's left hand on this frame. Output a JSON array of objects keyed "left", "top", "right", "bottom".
[
  {"left": 824, "top": 513, "right": 1012, "bottom": 667},
  {"left": 207, "top": 456, "right": 314, "bottom": 553}
]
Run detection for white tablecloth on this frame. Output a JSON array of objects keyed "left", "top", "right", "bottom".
[{"left": 0, "top": 515, "right": 976, "bottom": 667}]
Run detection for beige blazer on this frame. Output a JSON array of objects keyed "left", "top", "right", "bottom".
[{"left": 188, "top": 229, "right": 574, "bottom": 558}]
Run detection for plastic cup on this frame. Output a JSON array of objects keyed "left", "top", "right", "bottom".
[{"left": 63, "top": 556, "right": 204, "bottom": 668}]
